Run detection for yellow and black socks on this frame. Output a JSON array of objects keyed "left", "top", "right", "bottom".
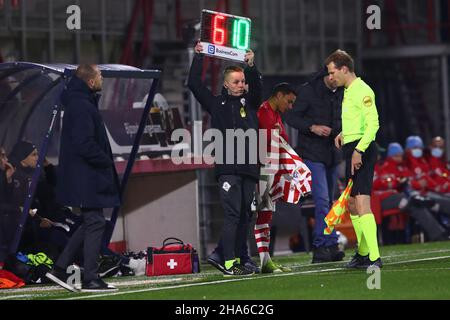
[
  {"left": 350, "top": 214, "right": 369, "bottom": 256},
  {"left": 359, "top": 213, "right": 380, "bottom": 261}
]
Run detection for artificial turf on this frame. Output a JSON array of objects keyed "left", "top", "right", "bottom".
[{"left": 1, "top": 241, "right": 449, "bottom": 300}]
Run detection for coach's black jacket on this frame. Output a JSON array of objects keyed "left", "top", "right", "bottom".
[
  {"left": 285, "top": 67, "right": 343, "bottom": 166},
  {"left": 57, "top": 75, "right": 121, "bottom": 209},
  {"left": 188, "top": 54, "right": 262, "bottom": 181}
]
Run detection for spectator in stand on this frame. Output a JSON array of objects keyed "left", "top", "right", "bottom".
[
  {"left": 426, "top": 136, "right": 450, "bottom": 194},
  {"left": 404, "top": 136, "right": 450, "bottom": 217},
  {"left": 373, "top": 143, "right": 449, "bottom": 242}
]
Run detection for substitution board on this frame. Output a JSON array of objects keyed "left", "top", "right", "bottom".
[{"left": 199, "top": 10, "right": 252, "bottom": 62}]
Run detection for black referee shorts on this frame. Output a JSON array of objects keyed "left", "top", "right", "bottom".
[{"left": 342, "top": 140, "right": 378, "bottom": 196}]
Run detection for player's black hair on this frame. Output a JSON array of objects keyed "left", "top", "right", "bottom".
[{"left": 271, "top": 82, "right": 297, "bottom": 97}]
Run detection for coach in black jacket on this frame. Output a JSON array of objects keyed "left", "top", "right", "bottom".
[
  {"left": 285, "top": 66, "right": 344, "bottom": 263},
  {"left": 46, "top": 65, "right": 119, "bottom": 292},
  {"left": 188, "top": 42, "right": 262, "bottom": 276}
]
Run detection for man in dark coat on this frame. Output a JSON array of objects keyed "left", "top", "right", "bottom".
[
  {"left": 285, "top": 66, "right": 345, "bottom": 263},
  {"left": 46, "top": 64, "right": 120, "bottom": 292}
]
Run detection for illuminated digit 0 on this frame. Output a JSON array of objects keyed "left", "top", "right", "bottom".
[
  {"left": 236, "top": 19, "right": 250, "bottom": 49},
  {"left": 212, "top": 15, "right": 226, "bottom": 45},
  {"left": 232, "top": 19, "right": 238, "bottom": 48}
]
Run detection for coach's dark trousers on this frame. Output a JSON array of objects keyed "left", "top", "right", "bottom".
[
  {"left": 55, "top": 208, "right": 105, "bottom": 282},
  {"left": 218, "top": 175, "right": 256, "bottom": 262}
]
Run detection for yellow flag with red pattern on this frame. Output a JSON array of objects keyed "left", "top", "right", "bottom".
[{"left": 324, "top": 179, "right": 353, "bottom": 235}]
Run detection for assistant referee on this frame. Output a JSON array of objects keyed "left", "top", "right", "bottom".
[{"left": 325, "top": 50, "right": 382, "bottom": 269}]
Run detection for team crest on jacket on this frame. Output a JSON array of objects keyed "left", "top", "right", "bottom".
[
  {"left": 240, "top": 98, "right": 246, "bottom": 106},
  {"left": 240, "top": 107, "right": 246, "bottom": 118},
  {"left": 363, "top": 96, "right": 373, "bottom": 107}
]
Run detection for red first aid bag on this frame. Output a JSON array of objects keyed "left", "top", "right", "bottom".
[{"left": 145, "top": 237, "right": 200, "bottom": 276}]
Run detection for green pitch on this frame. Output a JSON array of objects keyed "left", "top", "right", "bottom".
[{"left": 1, "top": 241, "right": 449, "bottom": 300}]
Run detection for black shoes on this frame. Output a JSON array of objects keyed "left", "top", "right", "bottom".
[
  {"left": 328, "top": 244, "right": 346, "bottom": 262},
  {"left": 367, "top": 257, "right": 383, "bottom": 269},
  {"left": 312, "top": 247, "right": 329, "bottom": 263},
  {"left": 223, "top": 261, "right": 255, "bottom": 277},
  {"left": 208, "top": 251, "right": 260, "bottom": 274},
  {"left": 346, "top": 253, "right": 383, "bottom": 269},
  {"left": 345, "top": 252, "right": 370, "bottom": 269},
  {"left": 81, "top": 278, "right": 118, "bottom": 292},
  {"left": 312, "top": 245, "right": 345, "bottom": 263},
  {"left": 241, "top": 258, "right": 261, "bottom": 273},
  {"left": 207, "top": 251, "right": 225, "bottom": 272},
  {"left": 45, "top": 267, "right": 78, "bottom": 292},
  {"left": 46, "top": 267, "right": 118, "bottom": 292},
  {"left": 97, "top": 255, "right": 122, "bottom": 278}
]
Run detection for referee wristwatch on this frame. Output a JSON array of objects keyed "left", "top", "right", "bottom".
[{"left": 355, "top": 148, "right": 364, "bottom": 155}]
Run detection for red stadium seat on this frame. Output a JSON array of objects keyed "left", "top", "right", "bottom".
[{"left": 371, "top": 191, "right": 408, "bottom": 242}]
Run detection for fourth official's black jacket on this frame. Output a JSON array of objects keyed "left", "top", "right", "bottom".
[{"left": 188, "top": 54, "right": 262, "bottom": 181}]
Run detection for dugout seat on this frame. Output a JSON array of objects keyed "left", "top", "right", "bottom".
[{"left": 370, "top": 191, "right": 408, "bottom": 244}]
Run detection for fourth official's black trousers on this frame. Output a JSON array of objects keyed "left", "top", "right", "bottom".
[{"left": 218, "top": 175, "right": 256, "bottom": 262}]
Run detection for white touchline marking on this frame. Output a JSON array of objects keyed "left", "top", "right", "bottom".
[
  {"left": 290, "top": 248, "right": 450, "bottom": 268},
  {"left": 4, "top": 247, "right": 449, "bottom": 295},
  {"left": 0, "top": 277, "right": 189, "bottom": 295},
  {"left": 0, "top": 294, "right": 35, "bottom": 300},
  {"left": 60, "top": 255, "right": 450, "bottom": 300},
  {"left": 385, "top": 255, "right": 450, "bottom": 265},
  {"left": 3, "top": 251, "right": 449, "bottom": 300}
]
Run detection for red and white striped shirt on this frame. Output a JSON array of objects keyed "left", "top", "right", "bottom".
[{"left": 267, "top": 133, "right": 312, "bottom": 204}]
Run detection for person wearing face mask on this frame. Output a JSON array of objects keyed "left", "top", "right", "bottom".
[
  {"left": 373, "top": 143, "right": 449, "bottom": 242},
  {"left": 188, "top": 41, "right": 262, "bottom": 277},
  {"left": 404, "top": 136, "right": 443, "bottom": 193},
  {"left": 426, "top": 136, "right": 450, "bottom": 193},
  {"left": 404, "top": 135, "right": 450, "bottom": 219}
]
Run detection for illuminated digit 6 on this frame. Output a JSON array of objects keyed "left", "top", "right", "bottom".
[
  {"left": 212, "top": 15, "right": 226, "bottom": 45},
  {"left": 232, "top": 19, "right": 250, "bottom": 50}
]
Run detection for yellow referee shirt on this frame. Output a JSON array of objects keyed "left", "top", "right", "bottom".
[{"left": 342, "top": 77, "right": 379, "bottom": 152}]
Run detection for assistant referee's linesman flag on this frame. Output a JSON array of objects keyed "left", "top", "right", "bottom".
[{"left": 324, "top": 179, "right": 353, "bottom": 235}]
